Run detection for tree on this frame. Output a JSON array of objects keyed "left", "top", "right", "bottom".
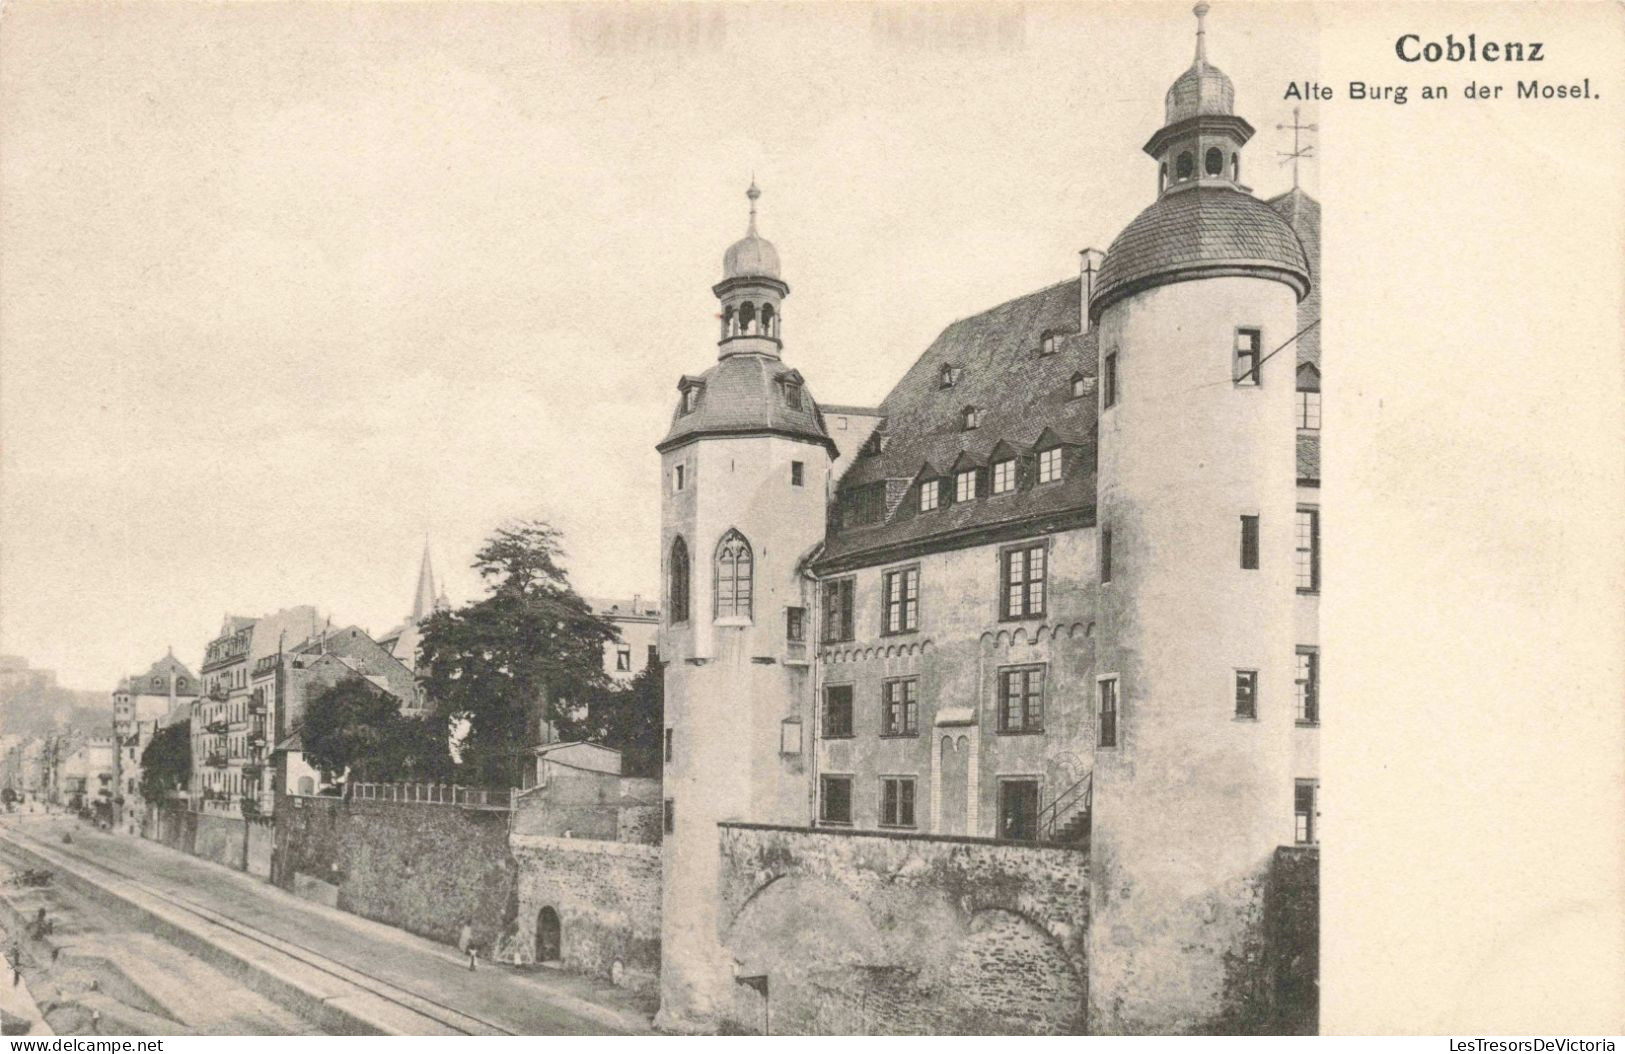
[
  {"left": 138, "top": 722, "right": 191, "bottom": 803},
  {"left": 417, "top": 521, "right": 620, "bottom": 787},
  {"left": 583, "top": 666, "right": 663, "bottom": 779},
  {"left": 302, "top": 676, "right": 454, "bottom": 786}
]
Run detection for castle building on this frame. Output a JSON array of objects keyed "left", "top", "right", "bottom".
[
  {"left": 656, "top": 5, "right": 1319, "bottom": 1034},
  {"left": 111, "top": 649, "right": 196, "bottom": 832}
]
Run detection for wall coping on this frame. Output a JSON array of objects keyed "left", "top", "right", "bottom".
[
  {"left": 511, "top": 833, "right": 661, "bottom": 861},
  {"left": 718, "top": 820, "right": 1090, "bottom": 854}
]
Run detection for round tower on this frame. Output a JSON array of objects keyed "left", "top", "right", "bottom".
[
  {"left": 654, "top": 185, "right": 835, "bottom": 1032},
  {"left": 1087, "top": 5, "right": 1311, "bottom": 1033}
]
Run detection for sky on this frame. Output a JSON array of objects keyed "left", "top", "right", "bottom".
[{"left": 0, "top": 1, "right": 1316, "bottom": 690}]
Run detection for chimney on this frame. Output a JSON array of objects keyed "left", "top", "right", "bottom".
[{"left": 1079, "top": 248, "right": 1106, "bottom": 333}]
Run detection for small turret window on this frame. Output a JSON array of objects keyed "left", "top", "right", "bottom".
[
  {"left": 940, "top": 364, "right": 962, "bottom": 389},
  {"left": 1205, "top": 147, "right": 1223, "bottom": 176},
  {"left": 721, "top": 305, "right": 735, "bottom": 339},
  {"left": 738, "top": 302, "right": 757, "bottom": 335},
  {"left": 1232, "top": 153, "right": 1240, "bottom": 181},
  {"left": 714, "top": 529, "right": 753, "bottom": 621},
  {"left": 761, "top": 303, "right": 776, "bottom": 338},
  {"left": 1176, "top": 152, "right": 1194, "bottom": 179},
  {"left": 1234, "top": 327, "right": 1263, "bottom": 386},
  {"left": 1159, "top": 163, "right": 1168, "bottom": 192},
  {"left": 669, "top": 537, "right": 690, "bottom": 624}
]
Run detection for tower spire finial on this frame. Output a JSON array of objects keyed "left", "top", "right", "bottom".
[
  {"left": 746, "top": 179, "right": 760, "bottom": 235},
  {"left": 1193, "top": 2, "right": 1210, "bottom": 63}
]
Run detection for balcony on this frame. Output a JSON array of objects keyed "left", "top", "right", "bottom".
[
  {"left": 242, "top": 762, "right": 263, "bottom": 778},
  {"left": 208, "top": 686, "right": 228, "bottom": 702},
  {"left": 205, "top": 752, "right": 227, "bottom": 769},
  {"left": 248, "top": 698, "right": 267, "bottom": 715},
  {"left": 248, "top": 730, "right": 266, "bottom": 748},
  {"left": 204, "top": 720, "right": 228, "bottom": 736}
]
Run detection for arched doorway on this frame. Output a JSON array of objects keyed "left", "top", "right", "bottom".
[{"left": 536, "top": 907, "right": 561, "bottom": 963}]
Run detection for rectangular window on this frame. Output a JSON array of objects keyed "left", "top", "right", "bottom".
[
  {"left": 790, "top": 461, "right": 804, "bottom": 486},
  {"left": 1235, "top": 669, "right": 1258, "bottom": 719},
  {"left": 880, "top": 777, "right": 916, "bottom": 828},
  {"left": 1001, "top": 543, "right": 1047, "bottom": 620},
  {"left": 823, "top": 685, "right": 854, "bottom": 738},
  {"left": 1297, "top": 390, "right": 1322, "bottom": 430},
  {"left": 1295, "top": 648, "right": 1319, "bottom": 724},
  {"left": 1295, "top": 507, "right": 1320, "bottom": 592},
  {"left": 998, "top": 779, "right": 1040, "bottom": 842},
  {"left": 1103, "top": 352, "right": 1118, "bottom": 408},
  {"left": 648, "top": 644, "right": 659, "bottom": 667},
  {"left": 664, "top": 728, "right": 673, "bottom": 763},
  {"left": 822, "top": 578, "right": 855, "bottom": 643},
  {"left": 1294, "top": 780, "right": 1318, "bottom": 844},
  {"left": 1235, "top": 327, "right": 1262, "bottom": 385},
  {"left": 998, "top": 666, "right": 1045, "bottom": 733},
  {"left": 1037, "top": 447, "right": 1062, "bottom": 484},
  {"left": 920, "top": 478, "right": 940, "bottom": 512},
  {"left": 673, "top": 464, "right": 686, "bottom": 492},
  {"left": 881, "top": 678, "right": 919, "bottom": 736},
  {"left": 955, "top": 468, "right": 978, "bottom": 502},
  {"left": 1100, "top": 526, "right": 1113, "bottom": 584},
  {"left": 786, "top": 606, "right": 806, "bottom": 643},
  {"left": 820, "top": 776, "right": 853, "bottom": 825},
  {"left": 882, "top": 566, "right": 920, "bottom": 634},
  {"left": 663, "top": 799, "right": 675, "bottom": 834},
  {"left": 615, "top": 646, "right": 632, "bottom": 672},
  {"left": 1098, "top": 677, "right": 1119, "bottom": 748},
  {"left": 992, "top": 459, "right": 1016, "bottom": 494},
  {"left": 1240, "top": 514, "right": 1260, "bottom": 570}
]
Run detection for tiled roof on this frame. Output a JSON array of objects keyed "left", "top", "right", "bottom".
[
  {"left": 819, "top": 279, "right": 1098, "bottom": 568},
  {"left": 1091, "top": 186, "right": 1310, "bottom": 319},
  {"left": 658, "top": 352, "right": 835, "bottom": 453},
  {"left": 1297, "top": 432, "right": 1320, "bottom": 483},
  {"left": 1269, "top": 188, "right": 1321, "bottom": 369}
]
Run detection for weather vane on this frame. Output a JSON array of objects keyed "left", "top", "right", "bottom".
[{"left": 1276, "top": 106, "right": 1317, "bottom": 189}]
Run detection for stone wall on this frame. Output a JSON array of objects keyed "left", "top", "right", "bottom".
[
  {"left": 272, "top": 795, "right": 518, "bottom": 953},
  {"left": 717, "top": 822, "right": 1089, "bottom": 1035},
  {"left": 193, "top": 813, "right": 247, "bottom": 870},
  {"left": 510, "top": 834, "right": 662, "bottom": 994}
]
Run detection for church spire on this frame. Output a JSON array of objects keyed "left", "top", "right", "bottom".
[
  {"left": 411, "top": 541, "right": 438, "bottom": 622},
  {"left": 1193, "top": 1, "right": 1209, "bottom": 63}
]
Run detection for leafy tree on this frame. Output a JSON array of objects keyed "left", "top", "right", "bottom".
[
  {"left": 584, "top": 666, "right": 663, "bottom": 779},
  {"left": 138, "top": 722, "right": 191, "bottom": 802},
  {"left": 417, "top": 521, "right": 620, "bottom": 788},
  {"left": 302, "top": 676, "right": 454, "bottom": 786}
]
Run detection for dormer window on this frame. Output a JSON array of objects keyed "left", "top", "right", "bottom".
[
  {"left": 681, "top": 385, "right": 701, "bottom": 414},
  {"left": 991, "top": 459, "right": 1016, "bottom": 495},
  {"left": 955, "top": 468, "right": 979, "bottom": 502},
  {"left": 863, "top": 433, "right": 884, "bottom": 456},
  {"left": 939, "top": 364, "right": 962, "bottom": 389},
  {"left": 781, "top": 380, "right": 803, "bottom": 410},
  {"left": 919, "top": 479, "right": 940, "bottom": 513},
  {"left": 961, "top": 406, "right": 981, "bottom": 431},
  {"left": 1038, "top": 447, "right": 1063, "bottom": 484},
  {"left": 1039, "top": 331, "right": 1057, "bottom": 356},
  {"left": 1069, "top": 373, "right": 1088, "bottom": 400}
]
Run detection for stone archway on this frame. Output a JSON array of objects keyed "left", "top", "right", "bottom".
[{"left": 536, "top": 906, "right": 561, "bottom": 963}]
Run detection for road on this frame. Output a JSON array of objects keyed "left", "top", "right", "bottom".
[{"left": 0, "top": 813, "right": 654, "bottom": 1035}]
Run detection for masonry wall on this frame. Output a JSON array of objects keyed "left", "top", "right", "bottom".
[
  {"left": 1266, "top": 846, "right": 1319, "bottom": 1034},
  {"left": 717, "top": 822, "right": 1089, "bottom": 1035},
  {"left": 510, "top": 834, "right": 662, "bottom": 994},
  {"left": 193, "top": 813, "right": 247, "bottom": 870},
  {"left": 272, "top": 796, "right": 518, "bottom": 953}
]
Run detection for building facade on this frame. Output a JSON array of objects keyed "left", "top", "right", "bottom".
[
  {"left": 656, "top": 6, "right": 1320, "bottom": 1034},
  {"left": 111, "top": 649, "right": 196, "bottom": 831},
  {"left": 584, "top": 597, "right": 662, "bottom": 682}
]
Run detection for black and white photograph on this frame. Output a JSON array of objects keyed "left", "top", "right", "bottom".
[{"left": 0, "top": 0, "right": 1619, "bottom": 1040}]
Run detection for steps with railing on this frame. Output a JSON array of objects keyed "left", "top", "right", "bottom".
[{"left": 1038, "top": 771, "right": 1092, "bottom": 846}]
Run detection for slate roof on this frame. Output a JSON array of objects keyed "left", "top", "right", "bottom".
[
  {"left": 1269, "top": 188, "right": 1321, "bottom": 370},
  {"left": 659, "top": 352, "right": 835, "bottom": 453},
  {"left": 819, "top": 279, "right": 1098, "bottom": 568},
  {"left": 1090, "top": 186, "right": 1310, "bottom": 320}
]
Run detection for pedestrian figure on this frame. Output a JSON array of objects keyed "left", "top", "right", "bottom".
[
  {"left": 467, "top": 945, "right": 478, "bottom": 972},
  {"left": 10, "top": 942, "right": 20, "bottom": 987},
  {"left": 457, "top": 921, "right": 472, "bottom": 955}
]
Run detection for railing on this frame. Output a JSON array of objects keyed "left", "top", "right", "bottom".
[
  {"left": 205, "top": 720, "right": 228, "bottom": 736},
  {"left": 1038, "top": 770, "right": 1092, "bottom": 843},
  {"left": 248, "top": 698, "right": 267, "bottom": 715},
  {"left": 347, "top": 781, "right": 514, "bottom": 809},
  {"left": 208, "top": 687, "right": 228, "bottom": 702},
  {"left": 205, "top": 752, "right": 228, "bottom": 768}
]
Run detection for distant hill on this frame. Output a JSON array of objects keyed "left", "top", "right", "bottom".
[{"left": 0, "top": 668, "right": 108, "bottom": 737}]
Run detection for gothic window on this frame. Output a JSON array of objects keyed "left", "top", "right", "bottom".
[
  {"left": 1159, "top": 162, "right": 1168, "bottom": 192},
  {"left": 669, "top": 537, "right": 690, "bottom": 624},
  {"left": 1205, "top": 147, "right": 1224, "bottom": 176},
  {"left": 1177, "top": 151, "right": 1194, "bottom": 179},
  {"left": 714, "top": 529, "right": 753, "bottom": 620}
]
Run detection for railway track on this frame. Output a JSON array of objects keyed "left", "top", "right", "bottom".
[{"left": 0, "top": 827, "right": 516, "bottom": 1036}]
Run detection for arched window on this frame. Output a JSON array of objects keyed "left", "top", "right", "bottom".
[
  {"left": 1176, "top": 152, "right": 1194, "bottom": 180},
  {"left": 1205, "top": 147, "right": 1223, "bottom": 176},
  {"left": 761, "top": 303, "right": 776, "bottom": 337},
  {"left": 722, "top": 305, "right": 735, "bottom": 338},
  {"left": 739, "top": 302, "right": 757, "bottom": 335},
  {"left": 714, "top": 529, "right": 753, "bottom": 621},
  {"left": 1232, "top": 152, "right": 1240, "bottom": 181},
  {"left": 1159, "top": 163, "right": 1168, "bottom": 192},
  {"left": 669, "top": 537, "right": 690, "bottom": 624}
]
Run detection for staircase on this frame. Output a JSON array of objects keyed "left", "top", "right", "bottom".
[{"left": 1038, "top": 771, "right": 1092, "bottom": 848}]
